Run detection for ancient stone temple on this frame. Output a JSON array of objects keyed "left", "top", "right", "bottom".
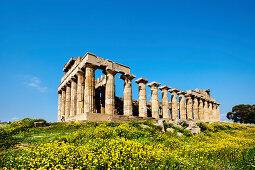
[{"left": 57, "top": 52, "right": 221, "bottom": 122}]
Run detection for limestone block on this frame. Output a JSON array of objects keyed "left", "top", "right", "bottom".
[
  {"left": 166, "top": 128, "right": 174, "bottom": 133},
  {"left": 177, "top": 132, "right": 183, "bottom": 137}
]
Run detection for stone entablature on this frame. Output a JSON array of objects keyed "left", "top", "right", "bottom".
[{"left": 57, "top": 52, "right": 221, "bottom": 122}]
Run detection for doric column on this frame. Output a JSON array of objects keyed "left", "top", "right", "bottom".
[
  {"left": 84, "top": 64, "right": 96, "bottom": 113},
  {"left": 193, "top": 94, "right": 199, "bottom": 120},
  {"left": 101, "top": 87, "right": 105, "bottom": 114},
  {"left": 203, "top": 100, "right": 209, "bottom": 122},
  {"left": 212, "top": 102, "right": 217, "bottom": 122},
  {"left": 135, "top": 77, "right": 149, "bottom": 117},
  {"left": 57, "top": 91, "right": 62, "bottom": 122},
  {"left": 169, "top": 88, "right": 180, "bottom": 120},
  {"left": 76, "top": 70, "right": 84, "bottom": 115},
  {"left": 178, "top": 91, "right": 186, "bottom": 120},
  {"left": 198, "top": 97, "right": 204, "bottom": 121},
  {"left": 104, "top": 69, "right": 117, "bottom": 115},
  {"left": 147, "top": 81, "right": 161, "bottom": 119},
  {"left": 70, "top": 77, "right": 77, "bottom": 117},
  {"left": 120, "top": 74, "right": 136, "bottom": 116},
  {"left": 208, "top": 100, "right": 213, "bottom": 121},
  {"left": 65, "top": 83, "right": 71, "bottom": 120},
  {"left": 185, "top": 93, "right": 193, "bottom": 120},
  {"left": 159, "top": 85, "right": 171, "bottom": 119},
  {"left": 61, "top": 88, "right": 66, "bottom": 120},
  {"left": 216, "top": 103, "right": 221, "bottom": 121}
]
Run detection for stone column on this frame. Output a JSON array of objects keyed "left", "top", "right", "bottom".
[
  {"left": 178, "top": 91, "right": 186, "bottom": 120},
  {"left": 65, "top": 83, "right": 71, "bottom": 120},
  {"left": 159, "top": 85, "right": 171, "bottom": 119},
  {"left": 193, "top": 94, "right": 199, "bottom": 120},
  {"left": 57, "top": 91, "right": 62, "bottom": 122},
  {"left": 104, "top": 69, "right": 117, "bottom": 115},
  {"left": 101, "top": 87, "right": 105, "bottom": 114},
  {"left": 84, "top": 64, "right": 96, "bottom": 113},
  {"left": 212, "top": 102, "right": 217, "bottom": 122},
  {"left": 216, "top": 103, "right": 221, "bottom": 121},
  {"left": 61, "top": 88, "right": 66, "bottom": 120},
  {"left": 208, "top": 100, "right": 213, "bottom": 121},
  {"left": 76, "top": 70, "right": 84, "bottom": 115},
  {"left": 120, "top": 74, "right": 136, "bottom": 116},
  {"left": 70, "top": 77, "right": 77, "bottom": 118},
  {"left": 185, "top": 93, "right": 193, "bottom": 120},
  {"left": 203, "top": 100, "right": 209, "bottom": 122},
  {"left": 169, "top": 88, "right": 180, "bottom": 120},
  {"left": 135, "top": 77, "right": 149, "bottom": 117},
  {"left": 147, "top": 81, "right": 161, "bottom": 119},
  {"left": 198, "top": 97, "right": 204, "bottom": 121}
]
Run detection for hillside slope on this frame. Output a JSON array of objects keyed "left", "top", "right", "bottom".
[{"left": 1, "top": 120, "right": 255, "bottom": 169}]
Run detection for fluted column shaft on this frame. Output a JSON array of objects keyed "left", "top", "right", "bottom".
[
  {"left": 179, "top": 92, "right": 186, "bottom": 120},
  {"left": 58, "top": 91, "right": 62, "bottom": 121},
  {"left": 120, "top": 74, "right": 136, "bottom": 116},
  {"left": 65, "top": 84, "right": 71, "bottom": 120},
  {"left": 148, "top": 82, "right": 161, "bottom": 119},
  {"left": 135, "top": 78, "right": 148, "bottom": 117},
  {"left": 204, "top": 100, "right": 209, "bottom": 121},
  {"left": 101, "top": 87, "right": 105, "bottom": 114},
  {"left": 186, "top": 94, "right": 193, "bottom": 120},
  {"left": 159, "top": 86, "right": 171, "bottom": 119},
  {"left": 208, "top": 102, "right": 213, "bottom": 121},
  {"left": 105, "top": 69, "right": 116, "bottom": 115},
  {"left": 198, "top": 98, "right": 204, "bottom": 121},
  {"left": 212, "top": 103, "right": 217, "bottom": 122},
  {"left": 84, "top": 64, "right": 96, "bottom": 113},
  {"left": 76, "top": 71, "right": 84, "bottom": 115},
  {"left": 193, "top": 97, "right": 199, "bottom": 120},
  {"left": 170, "top": 89, "right": 180, "bottom": 120},
  {"left": 70, "top": 79, "right": 77, "bottom": 117},
  {"left": 216, "top": 104, "right": 220, "bottom": 121},
  {"left": 61, "top": 89, "right": 66, "bottom": 120}
]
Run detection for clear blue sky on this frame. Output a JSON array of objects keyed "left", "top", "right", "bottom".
[{"left": 1, "top": 0, "right": 255, "bottom": 122}]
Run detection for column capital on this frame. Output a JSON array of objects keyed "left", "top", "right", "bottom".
[
  {"left": 103, "top": 69, "right": 117, "bottom": 75},
  {"left": 77, "top": 69, "right": 84, "bottom": 76},
  {"left": 57, "top": 90, "right": 62, "bottom": 94},
  {"left": 185, "top": 93, "right": 193, "bottom": 98},
  {"left": 66, "top": 81, "right": 71, "bottom": 87},
  {"left": 178, "top": 91, "right": 186, "bottom": 95},
  {"left": 71, "top": 76, "right": 77, "bottom": 81},
  {"left": 169, "top": 88, "right": 180, "bottom": 93},
  {"left": 85, "top": 63, "right": 97, "bottom": 69},
  {"left": 159, "top": 85, "right": 171, "bottom": 91},
  {"left": 119, "top": 73, "right": 136, "bottom": 80},
  {"left": 135, "top": 77, "right": 148, "bottom": 84},
  {"left": 147, "top": 81, "right": 161, "bottom": 87}
]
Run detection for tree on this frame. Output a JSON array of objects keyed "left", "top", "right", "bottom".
[{"left": 227, "top": 104, "right": 255, "bottom": 123}]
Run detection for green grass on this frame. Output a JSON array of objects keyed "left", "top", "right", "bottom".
[{"left": 0, "top": 120, "right": 255, "bottom": 169}]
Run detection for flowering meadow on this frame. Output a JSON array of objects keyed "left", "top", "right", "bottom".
[{"left": 0, "top": 119, "right": 255, "bottom": 169}]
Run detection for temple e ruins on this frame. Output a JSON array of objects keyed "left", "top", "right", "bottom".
[{"left": 57, "top": 52, "right": 220, "bottom": 122}]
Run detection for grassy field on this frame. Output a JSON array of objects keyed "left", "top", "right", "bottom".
[{"left": 0, "top": 118, "right": 255, "bottom": 169}]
